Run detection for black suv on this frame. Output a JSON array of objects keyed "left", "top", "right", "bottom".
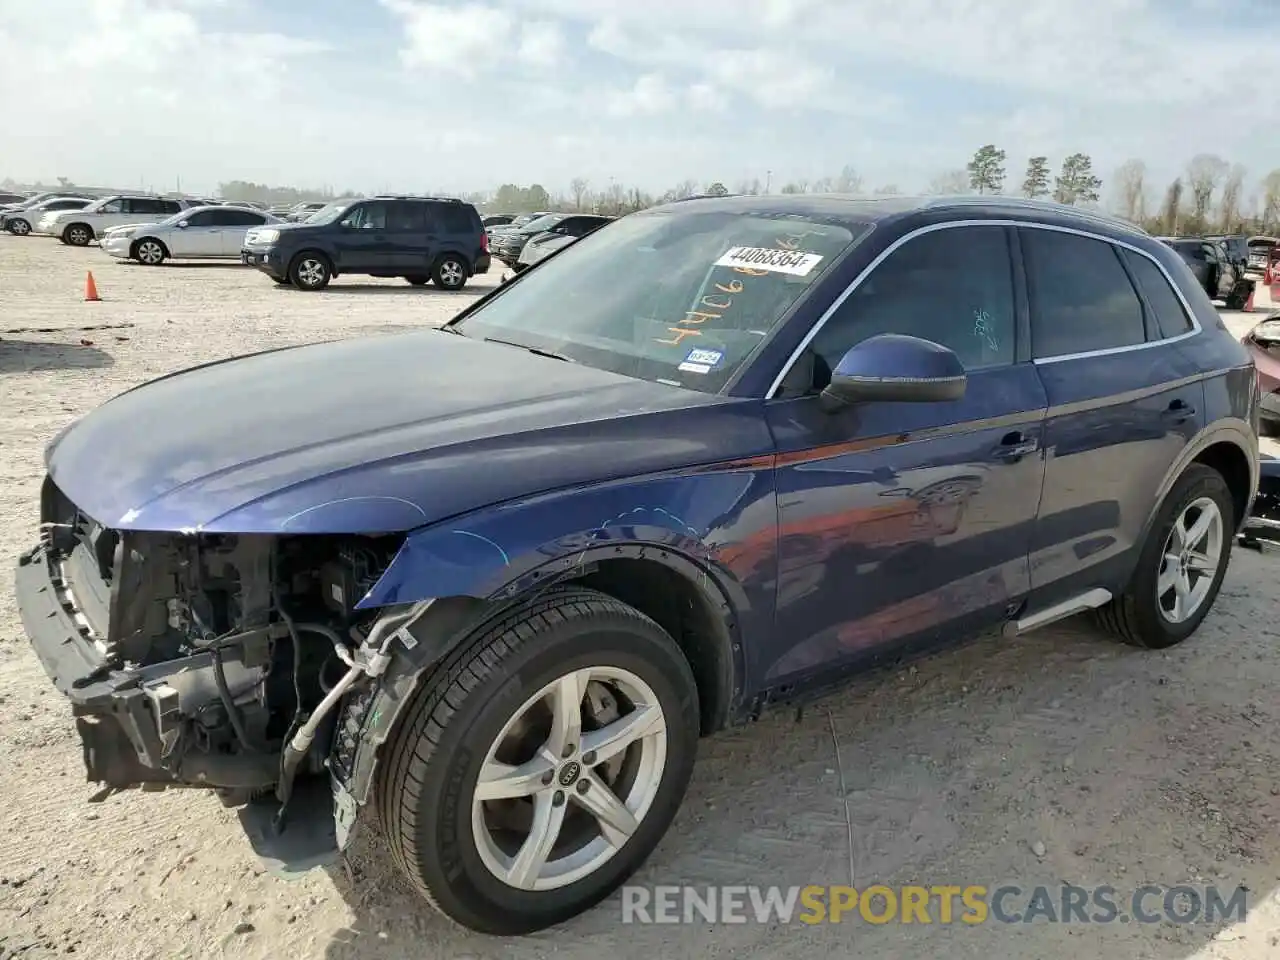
[{"left": 240, "top": 195, "right": 490, "bottom": 291}]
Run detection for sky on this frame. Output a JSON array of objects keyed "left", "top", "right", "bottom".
[{"left": 1, "top": 0, "right": 1276, "bottom": 203}]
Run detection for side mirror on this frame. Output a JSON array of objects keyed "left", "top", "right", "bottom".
[
  {"left": 820, "top": 333, "right": 966, "bottom": 413},
  {"left": 176, "top": 220, "right": 189, "bottom": 229}
]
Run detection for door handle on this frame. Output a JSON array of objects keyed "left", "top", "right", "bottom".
[
  {"left": 994, "top": 431, "right": 1039, "bottom": 461},
  {"left": 1163, "top": 400, "right": 1197, "bottom": 423}
]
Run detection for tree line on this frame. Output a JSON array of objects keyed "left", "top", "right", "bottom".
[
  {"left": 11, "top": 153, "right": 1280, "bottom": 237},
  {"left": 477, "top": 151, "right": 1280, "bottom": 238}
]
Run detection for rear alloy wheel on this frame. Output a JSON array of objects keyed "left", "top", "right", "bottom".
[
  {"left": 432, "top": 255, "right": 468, "bottom": 290},
  {"left": 8, "top": 218, "right": 30, "bottom": 235},
  {"left": 134, "top": 239, "right": 167, "bottom": 265},
  {"left": 1095, "top": 464, "right": 1234, "bottom": 648},
  {"left": 378, "top": 586, "right": 699, "bottom": 935},
  {"left": 289, "top": 253, "right": 331, "bottom": 290},
  {"left": 63, "top": 223, "right": 93, "bottom": 246}
]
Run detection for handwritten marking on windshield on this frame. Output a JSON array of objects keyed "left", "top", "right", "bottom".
[{"left": 654, "top": 231, "right": 818, "bottom": 350}]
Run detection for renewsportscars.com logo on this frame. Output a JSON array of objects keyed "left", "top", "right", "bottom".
[{"left": 621, "top": 884, "right": 1249, "bottom": 925}]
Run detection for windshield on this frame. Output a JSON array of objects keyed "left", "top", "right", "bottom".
[
  {"left": 304, "top": 202, "right": 351, "bottom": 224},
  {"left": 519, "top": 214, "right": 566, "bottom": 234},
  {"left": 455, "top": 208, "right": 871, "bottom": 393}
]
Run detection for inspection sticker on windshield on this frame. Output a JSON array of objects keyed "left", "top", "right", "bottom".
[
  {"left": 678, "top": 347, "right": 723, "bottom": 374},
  {"left": 713, "top": 246, "right": 824, "bottom": 276}
]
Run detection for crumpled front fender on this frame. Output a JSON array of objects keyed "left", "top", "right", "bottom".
[{"left": 357, "top": 469, "right": 768, "bottom": 609}]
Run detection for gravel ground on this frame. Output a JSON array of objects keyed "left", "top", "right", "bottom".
[{"left": 2, "top": 236, "right": 1280, "bottom": 960}]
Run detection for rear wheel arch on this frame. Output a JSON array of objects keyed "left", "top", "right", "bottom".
[{"left": 1143, "top": 421, "right": 1257, "bottom": 541}]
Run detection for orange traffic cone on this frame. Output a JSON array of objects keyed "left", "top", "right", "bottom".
[
  {"left": 84, "top": 271, "right": 100, "bottom": 302},
  {"left": 1244, "top": 284, "right": 1255, "bottom": 312}
]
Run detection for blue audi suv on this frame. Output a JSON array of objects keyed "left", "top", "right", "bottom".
[{"left": 16, "top": 194, "right": 1259, "bottom": 934}]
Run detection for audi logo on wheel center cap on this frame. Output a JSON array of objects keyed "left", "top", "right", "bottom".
[{"left": 558, "top": 761, "right": 581, "bottom": 787}]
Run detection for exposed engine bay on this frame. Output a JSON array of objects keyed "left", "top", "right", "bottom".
[{"left": 26, "top": 477, "right": 412, "bottom": 814}]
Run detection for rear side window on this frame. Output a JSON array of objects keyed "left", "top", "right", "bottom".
[
  {"left": 387, "top": 202, "right": 426, "bottom": 232},
  {"left": 1022, "top": 229, "right": 1145, "bottom": 358},
  {"left": 437, "top": 203, "right": 477, "bottom": 234},
  {"left": 1121, "top": 249, "right": 1194, "bottom": 339}
]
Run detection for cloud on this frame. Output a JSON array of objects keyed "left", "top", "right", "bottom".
[{"left": 0, "top": 0, "right": 1277, "bottom": 200}]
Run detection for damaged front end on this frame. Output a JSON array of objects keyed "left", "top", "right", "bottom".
[{"left": 15, "top": 476, "right": 422, "bottom": 866}]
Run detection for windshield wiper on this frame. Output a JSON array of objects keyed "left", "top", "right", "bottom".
[{"left": 482, "top": 336, "right": 574, "bottom": 362}]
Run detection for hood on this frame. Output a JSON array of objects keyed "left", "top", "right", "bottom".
[{"left": 46, "top": 329, "right": 757, "bottom": 535}]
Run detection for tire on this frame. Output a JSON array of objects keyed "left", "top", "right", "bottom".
[
  {"left": 288, "top": 251, "right": 331, "bottom": 290},
  {"left": 432, "top": 254, "right": 469, "bottom": 290},
  {"left": 405, "top": 275, "right": 430, "bottom": 286},
  {"left": 377, "top": 585, "right": 700, "bottom": 935},
  {"left": 132, "top": 238, "right": 168, "bottom": 265},
  {"left": 63, "top": 223, "right": 93, "bottom": 246},
  {"left": 8, "top": 218, "right": 30, "bottom": 236},
  {"left": 1094, "top": 463, "right": 1234, "bottom": 649}
]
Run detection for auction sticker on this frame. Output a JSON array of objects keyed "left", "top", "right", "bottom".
[
  {"left": 713, "top": 246, "right": 824, "bottom": 276},
  {"left": 678, "top": 347, "right": 724, "bottom": 374}
]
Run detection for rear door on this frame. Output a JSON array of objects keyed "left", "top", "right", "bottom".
[
  {"left": 1021, "top": 226, "right": 1204, "bottom": 607},
  {"left": 388, "top": 201, "right": 433, "bottom": 271},
  {"left": 213, "top": 208, "right": 267, "bottom": 254}
]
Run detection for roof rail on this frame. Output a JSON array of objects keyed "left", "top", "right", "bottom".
[
  {"left": 371, "top": 194, "right": 464, "bottom": 203},
  {"left": 922, "top": 195, "right": 1149, "bottom": 236}
]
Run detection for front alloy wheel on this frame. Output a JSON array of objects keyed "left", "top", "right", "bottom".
[
  {"left": 64, "top": 224, "right": 92, "bottom": 246},
  {"left": 135, "top": 239, "right": 166, "bottom": 265},
  {"left": 472, "top": 666, "right": 667, "bottom": 891},
  {"left": 289, "top": 254, "right": 330, "bottom": 290},
  {"left": 378, "top": 586, "right": 699, "bottom": 935},
  {"left": 9, "top": 218, "right": 30, "bottom": 235}
]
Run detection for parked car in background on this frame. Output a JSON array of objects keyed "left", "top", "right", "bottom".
[
  {"left": 15, "top": 195, "right": 1258, "bottom": 936},
  {"left": 493, "top": 213, "right": 572, "bottom": 265},
  {"left": 482, "top": 214, "right": 515, "bottom": 228},
  {"left": 2, "top": 196, "right": 92, "bottom": 235},
  {"left": 487, "top": 211, "right": 553, "bottom": 242},
  {"left": 0, "top": 191, "right": 28, "bottom": 205},
  {"left": 1248, "top": 236, "right": 1277, "bottom": 276},
  {"left": 240, "top": 195, "right": 490, "bottom": 290},
  {"left": 287, "top": 201, "right": 329, "bottom": 222},
  {"left": 37, "top": 195, "right": 191, "bottom": 246},
  {"left": 1159, "top": 237, "right": 1253, "bottom": 308},
  {"left": 1241, "top": 313, "right": 1280, "bottom": 435},
  {"left": 1, "top": 190, "right": 92, "bottom": 214},
  {"left": 513, "top": 214, "right": 613, "bottom": 273},
  {"left": 101, "top": 205, "right": 284, "bottom": 265},
  {"left": 1205, "top": 234, "right": 1249, "bottom": 269}
]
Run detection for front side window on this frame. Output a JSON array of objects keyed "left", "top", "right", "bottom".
[
  {"left": 97, "top": 199, "right": 124, "bottom": 214},
  {"left": 1023, "top": 229, "right": 1145, "bottom": 358},
  {"left": 455, "top": 209, "right": 870, "bottom": 393},
  {"left": 345, "top": 202, "right": 387, "bottom": 230},
  {"left": 183, "top": 210, "right": 217, "bottom": 227},
  {"left": 806, "top": 224, "right": 1016, "bottom": 383}
]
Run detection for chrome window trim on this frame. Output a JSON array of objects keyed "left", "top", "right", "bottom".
[{"left": 765, "top": 219, "right": 1203, "bottom": 399}]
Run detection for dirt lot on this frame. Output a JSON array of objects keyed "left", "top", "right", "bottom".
[{"left": 2, "top": 237, "right": 1280, "bottom": 960}]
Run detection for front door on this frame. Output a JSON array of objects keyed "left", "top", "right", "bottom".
[
  {"left": 1020, "top": 226, "right": 1204, "bottom": 607},
  {"left": 335, "top": 201, "right": 392, "bottom": 271},
  {"left": 170, "top": 209, "right": 223, "bottom": 257},
  {"left": 760, "top": 223, "right": 1047, "bottom": 692}
]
